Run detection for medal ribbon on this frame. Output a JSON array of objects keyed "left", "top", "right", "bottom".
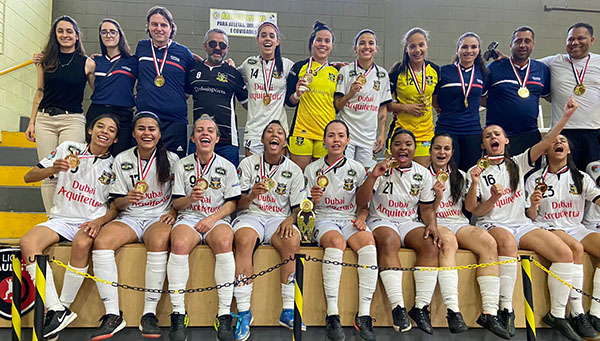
[
  {"left": 355, "top": 60, "right": 374, "bottom": 79},
  {"left": 78, "top": 145, "right": 107, "bottom": 160},
  {"left": 151, "top": 43, "right": 169, "bottom": 78},
  {"left": 568, "top": 55, "right": 590, "bottom": 86},
  {"left": 396, "top": 167, "right": 412, "bottom": 175},
  {"left": 137, "top": 148, "right": 157, "bottom": 181},
  {"left": 509, "top": 57, "right": 531, "bottom": 89},
  {"left": 456, "top": 63, "right": 475, "bottom": 104},
  {"left": 260, "top": 155, "right": 281, "bottom": 179},
  {"left": 307, "top": 57, "right": 328, "bottom": 76},
  {"left": 196, "top": 152, "right": 216, "bottom": 180},
  {"left": 542, "top": 164, "right": 568, "bottom": 181},
  {"left": 488, "top": 155, "right": 505, "bottom": 162},
  {"left": 320, "top": 155, "right": 345, "bottom": 176},
  {"left": 408, "top": 63, "right": 427, "bottom": 96},
  {"left": 428, "top": 165, "right": 451, "bottom": 177},
  {"left": 262, "top": 57, "right": 276, "bottom": 98}
]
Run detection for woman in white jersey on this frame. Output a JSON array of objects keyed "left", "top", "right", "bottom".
[
  {"left": 19, "top": 114, "right": 119, "bottom": 339},
  {"left": 428, "top": 134, "right": 510, "bottom": 338},
  {"left": 304, "top": 119, "right": 377, "bottom": 341},
  {"left": 90, "top": 111, "right": 179, "bottom": 340},
  {"left": 167, "top": 115, "right": 241, "bottom": 341},
  {"left": 334, "top": 29, "right": 391, "bottom": 169},
  {"left": 465, "top": 97, "right": 579, "bottom": 340},
  {"left": 232, "top": 120, "right": 305, "bottom": 340},
  {"left": 239, "top": 22, "right": 294, "bottom": 156},
  {"left": 525, "top": 135, "right": 600, "bottom": 339}
]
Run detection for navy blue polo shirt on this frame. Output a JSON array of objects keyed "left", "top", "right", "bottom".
[
  {"left": 91, "top": 54, "right": 137, "bottom": 108},
  {"left": 135, "top": 39, "right": 194, "bottom": 123},
  {"left": 434, "top": 63, "right": 486, "bottom": 135},
  {"left": 484, "top": 58, "right": 551, "bottom": 135}
]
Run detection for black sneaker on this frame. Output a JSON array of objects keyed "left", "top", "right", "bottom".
[
  {"left": 476, "top": 313, "right": 511, "bottom": 339},
  {"left": 215, "top": 314, "right": 235, "bottom": 341},
  {"left": 139, "top": 312, "right": 161, "bottom": 338},
  {"left": 169, "top": 312, "right": 188, "bottom": 341},
  {"left": 498, "top": 308, "right": 516, "bottom": 337},
  {"left": 587, "top": 312, "right": 600, "bottom": 332},
  {"left": 353, "top": 314, "right": 375, "bottom": 341},
  {"left": 391, "top": 305, "right": 411, "bottom": 332},
  {"left": 570, "top": 314, "right": 599, "bottom": 340},
  {"left": 447, "top": 309, "right": 468, "bottom": 333},
  {"left": 325, "top": 315, "right": 345, "bottom": 341},
  {"left": 543, "top": 312, "right": 583, "bottom": 341},
  {"left": 91, "top": 312, "right": 126, "bottom": 341},
  {"left": 408, "top": 305, "right": 433, "bottom": 334},
  {"left": 43, "top": 307, "right": 78, "bottom": 338}
]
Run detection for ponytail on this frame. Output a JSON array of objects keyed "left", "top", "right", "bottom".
[
  {"left": 504, "top": 149, "right": 519, "bottom": 193},
  {"left": 565, "top": 139, "right": 584, "bottom": 194},
  {"left": 155, "top": 139, "right": 171, "bottom": 184},
  {"left": 448, "top": 160, "right": 464, "bottom": 203},
  {"left": 274, "top": 45, "right": 283, "bottom": 76}
]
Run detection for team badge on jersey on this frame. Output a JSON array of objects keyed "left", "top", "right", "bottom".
[
  {"left": 248, "top": 58, "right": 257, "bottom": 64},
  {"left": 373, "top": 80, "right": 380, "bottom": 91},
  {"left": 328, "top": 73, "right": 336, "bottom": 82},
  {"left": 121, "top": 162, "right": 134, "bottom": 170},
  {"left": 410, "top": 184, "right": 420, "bottom": 196},
  {"left": 295, "top": 137, "right": 305, "bottom": 146},
  {"left": 569, "top": 184, "right": 579, "bottom": 195},
  {"left": 98, "top": 170, "right": 114, "bottom": 185},
  {"left": 184, "top": 164, "right": 194, "bottom": 171},
  {"left": 210, "top": 177, "right": 222, "bottom": 189},
  {"left": 237, "top": 168, "right": 242, "bottom": 178},
  {"left": 275, "top": 182, "right": 287, "bottom": 195},
  {"left": 377, "top": 71, "right": 386, "bottom": 79},
  {"left": 426, "top": 76, "right": 434, "bottom": 85},
  {"left": 217, "top": 72, "right": 228, "bottom": 83},
  {"left": 282, "top": 171, "right": 292, "bottom": 178},
  {"left": 47, "top": 150, "right": 57, "bottom": 159},
  {"left": 68, "top": 145, "right": 83, "bottom": 155},
  {"left": 593, "top": 165, "right": 600, "bottom": 173},
  {"left": 413, "top": 174, "right": 423, "bottom": 181},
  {"left": 348, "top": 169, "right": 356, "bottom": 176},
  {"left": 343, "top": 178, "right": 354, "bottom": 191},
  {"left": 216, "top": 167, "right": 226, "bottom": 175},
  {"left": 349, "top": 70, "right": 357, "bottom": 77},
  {"left": 337, "top": 74, "right": 343, "bottom": 84},
  {"left": 273, "top": 70, "right": 282, "bottom": 79}
]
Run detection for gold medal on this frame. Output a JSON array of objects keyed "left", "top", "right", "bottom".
[
  {"left": 574, "top": 84, "right": 586, "bottom": 96},
  {"left": 356, "top": 74, "right": 367, "bottom": 86},
  {"left": 264, "top": 177, "right": 276, "bottom": 191},
  {"left": 66, "top": 154, "right": 80, "bottom": 169},
  {"left": 477, "top": 157, "right": 490, "bottom": 169},
  {"left": 421, "top": 96, "right": 431, "bottom": 106},
  {"left": 535, "top": 182, "right": 548, "bottom": 194},
  {"left": 464, "top": 98, "right": 468, "bottom": 108},
  {"left": 316, "top": 175, "right": 329, "bottom": 189},
  {"left": 263, "top": 93, "right": 272, "bottom": 105},
  {"left": 388, "top": 157, "right": 399, "bottom": 169},
  {"left": 517, "top": 87, "right": 529, "bottom": 98},
  {"left": 437, "top": 170, "right": 449, "bottom": 182},
  {"left": 303, "top": 73, "right": 313, "bottom": 84},
  {"left": 300, "top": 198, "right": 313, "bottom": 212},
  {"left": 196, "top": 178, "right": 209, "bottom": 191},
  {"left": 135, "top": 180, "right": 149, "bottom": 194},
  {"left": 154, "top": 75, "right": 165, "bottom": 87}
]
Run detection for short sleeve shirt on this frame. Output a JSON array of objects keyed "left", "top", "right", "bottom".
[
  {"left": 91, "top": 54, "right": 138, "bottom": 108},
  {"left": 583, "top": 161, "right": 600, "bottom": 226},
  {"left": 427, "top": 166, "right": 470, "bottom": 225}
]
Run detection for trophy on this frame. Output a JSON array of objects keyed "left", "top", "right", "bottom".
[{"left": 297, "top": 199, "right": 316, "bottom": 245}]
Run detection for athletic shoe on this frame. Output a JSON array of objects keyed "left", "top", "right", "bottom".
[
  {"left": 543, "top": 312, "right": 583, "bottom": 341},
  {"left": 498, "top": 308, "right": 516, "bottom": 337},
  {"left": 43, "top": 307, "right": 78, "bottom": 338},
  {"left": 353, "top": 314, "right": 375, "bottom": 341},
  {"left": 169, "top": 312, "right": 188, "bottom": 341},
  {"left": 587, "top": 312, "right": 600, "bottom": 332},
  {"left": 325, "top": 315, "right": 345, "bottom": 341},
  {"left": 278, "top": 308, "right": 307, "bottom": 331},
  {"left": 139, "top": 312, "right": 161, "bottom": 338},
  {"left": 90, "top": 312, "right": 126, "bottom": 341},
  {"left": 446, "top": 309, "right": 468, "bottom": 333},
  {"left": 569, "top": 313, "right": 599, "bottom": 340},
  {"left": 408, "top": 305, "right": 433, "bottom": 334},
  {"left": 234, "top": 310, "right": 253, "bottom": 341},
  {"left": 476, "top": 313, "right": 511, "bottom": 339},
  {"left": 215, "top": 314, "right": 235, "bottom": 341},
  {"left": 391, "top": 305, "right": 411, "bottom": 332}
]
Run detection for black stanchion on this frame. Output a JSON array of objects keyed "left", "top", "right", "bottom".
[
  {"left": 33, "top": 255, "right": 48, "bottom": 341},
  {"left": 293, "top": 254, "right": 305, "bottom": 341},
  {"left": 521, "top": 255, "right": 536, "bottom": 341},
  {"left": 11, "top": 250, "right": 22, "bottom": 341}
]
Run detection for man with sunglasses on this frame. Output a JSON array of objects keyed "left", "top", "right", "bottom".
[{"left": 186, "top": 28, "right": 248, "bottom": 167}]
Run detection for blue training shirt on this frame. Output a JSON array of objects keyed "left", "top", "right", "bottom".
[
  {"left": 484, "top": 58, "right": 551, "bottom": 135},
  {"left": 135, "top": 39, "right": 194, "bottom": 122},
  {"left": 434, "top": 63, "right": 485, "bottom": 135},
  {"left": 91, "top": 54, "right": 137, "bottom": 108}
]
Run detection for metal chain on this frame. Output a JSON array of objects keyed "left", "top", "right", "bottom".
[{"left": 531, "top": 259, "right": 600, "bottom": 304}]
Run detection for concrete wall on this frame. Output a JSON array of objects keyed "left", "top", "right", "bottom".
[{"left": 0, "top": 0, "right": 52, "bottom": 132}]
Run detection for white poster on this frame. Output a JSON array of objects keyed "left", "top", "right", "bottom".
[{"left": 210, "top": 8, "right": 277, "bottom": 37}]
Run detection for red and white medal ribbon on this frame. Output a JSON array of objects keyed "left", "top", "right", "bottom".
[
  {"left": 262, "top": 57, "right": 275, "bottom": 97},
  {"left": 568, "top": 55, "right": 590, "bottom": 87},
  {"left": 408, "top": 63, "right": 427, "bottom": 96},
  {"left": 319, "top": 155, "right": 345, "bottom": 176},
  {"left": 77, "top": 145, "right": 108, "bottom": 160},
  {"left": 396, "top": 167, "right": 412, "bottom": 175},
  {"left": 307, "top": 57, "right": 328, "bottom": 76},
  {"left": 356, "top": 59, "right": 374, "bottom": 78},
  {"left": 488, "top": 155, "right": 504, "bottom": 162},
  {"left": 456, "top": 63, "right": 475, "bottom": 104},
  {"left": 151, "top": 43, "right": 169, "bottom": 79},
  {"left": 196, "top": 152, "right": 215, "bottom": 181},
  {"left": 542, "top": 164, "right": 568, "bottom": 181},
  {"left": 260, "top": 155, "right": 281, "bottom": 180},
  {"left": 509, "top": 57, "right": 531, "bottom": 90},
  {"left": 428, "top": 165, "right": 451, "bottom": 176},
  {"left": 137, "top": 148, "right": 157, "bottom": 182}
]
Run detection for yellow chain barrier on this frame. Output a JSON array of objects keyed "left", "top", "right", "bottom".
[
  {"left": 51, "top": 259, "right": 114, "bottom": 286},
  {"left": 417, "top": 258, "right": 519, "bottom": 272},
  {"left": 531, "top": 259, "right": 575, "bottom": 290}
]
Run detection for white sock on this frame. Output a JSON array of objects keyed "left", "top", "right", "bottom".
[
  {"left": 477, "top": 275, "right": 500, "bottom": 315},
  {"left": 92, "top": 250, "right": 119, "bottom": 315},
  {"left": 234, "top": 283, "right": 253, "bottom": 312},
  {"left": 357, "top": 245, "right": 377, "bottom": 317},
  {"left": 323, "top": 248, "right": 344, "bottom": 316},
  {"left": 438, "top": 270, "right": 459, "bottom": 312},
  {"left": 380, "top": 270, "right": 404, "bottom": 308},
  {"left": 569, "top": 263, "right": 585, "bottom": 316},
  {"left": 499, "top": 256, "right": 517, "bottom": 311},
  {"left": 59, "top": 263, "right": 88, "bottom": 308},
  {"left": 215, "top": 252, "right": 235, "bottom": 316},
  {"left": 414, "top": 268, "right": 438, "bottom": 309},
  {"left": 281, "top": 272, "right": 295, "bottom": 310},
  {"left": 26, "top": 263, "right": 64, "bottom": 311},
  {"left": 591, "top": 268, "right": 600, "bottom": 317},
  {"left": 143, "top": 251, "right": 168, "bottom": 315},
  {"left": 548, "top": 262, "right": 573, "bottom": 318},
  {"left": 167, "top": 253, "right": 189, "bottom": 314}
]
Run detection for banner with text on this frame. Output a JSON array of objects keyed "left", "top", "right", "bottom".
[{"left": 210, "top": 8, "right": 277, "bottom": 37}]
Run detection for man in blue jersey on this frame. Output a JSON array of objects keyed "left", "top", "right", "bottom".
[
  {"left": 136, "top": 6, "right": 195, "bottom": 158},
  {"left": 484, "top": 26, "right": 551, "bottom": 156},
  {"left": 186, "top": 28, "right": 248, "bottom": 166}
]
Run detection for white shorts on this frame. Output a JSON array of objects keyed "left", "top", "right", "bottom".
[
  {"left": 232, "top": 214, "right": 297, "bottom": 245},
  {"left": 314, "top": 219, "right": 371, "bottom": 245},
  {"left": 545, "top": 225, "right": 597, "bottom": 242},
  {"left": 345, "top": 143, "right": 376, "bottom": 168},
  {"left": 439, "top": 222, "right": 470, "bottom": 234},
  {"left": 244, "top": 139, "right": 264, "bottom": 155},
  {"left": 367, "top": 218, "right": 423, "bottom": 247},
  {"left": 477, "top": 221, "right": 540, "bottom": 247},
  {"left": 36, "top": 218, "right": 88, "bottom": 241},
  {"left": 113, "top": 216, "right": 162, "bottom": 242},
  {"left": 584, "top": 223, "right": 600, "bottom": 232},
  {"left": 173, "top": 215, "right": 231, "bottom": 242}
]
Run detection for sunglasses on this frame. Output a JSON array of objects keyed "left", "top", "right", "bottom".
[{"left": 207, "top": 40, "right": 228, "bottom": 50}]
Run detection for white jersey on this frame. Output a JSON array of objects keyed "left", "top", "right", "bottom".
[
  {"left": 367, "top": 162, "right": 434, "bottom": 221},
  {"left": 39, "top": 141, "right": 114, "bottom": 221},
  {"left": 172, "top": 153, "right": 241, "bottom": 220},
  {"left": 238, "top": 153, "right": 306, "bottom": 217},
  {"left": 583, "top": 161, "right": 600, "bottom": 227},
  {"left": 539, "top": 53, "right": 600, "bottom": 129},
  {"left": 238, "top": 56, "right": 294, "bottom": 140},
  {"left": 110, "top": 147, "right": 179, "bottom": 218},
  {"left": 336, "top": 62, "right": 392, "bottom": 149},
  {"left": 305, "top": 157, "right": 366, "bottom": 220},
  {"left": 467, "top": 150, "right": 534, "bottom": 226},
  {"left": 525, "top": 166, "right": 600, "bottom": 229},
  {"left": 428, "top": 166, "right": 470, "bottom": 226}
]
